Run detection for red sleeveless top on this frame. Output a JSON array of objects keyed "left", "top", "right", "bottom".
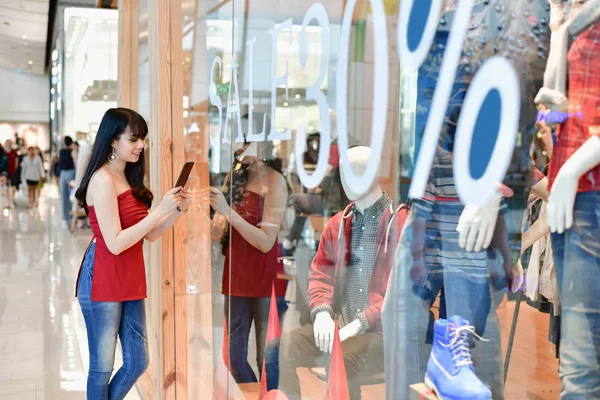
[
  {"left": 76, "top": 189, "right": 149, "bottom": 301},
  {"left": 222, "top": 191, "right": 287, "bottom": 298}
]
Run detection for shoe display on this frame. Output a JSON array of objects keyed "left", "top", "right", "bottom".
[{"left": 424, "top": 316, "right": 492, "bottom": 400}]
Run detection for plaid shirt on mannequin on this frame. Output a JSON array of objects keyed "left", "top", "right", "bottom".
[
  {"left": 549, "top": 21, "right": 600, "bottom": 191},
  {"left": 339, "top": 194, "right": 391, "bottom": 332}
]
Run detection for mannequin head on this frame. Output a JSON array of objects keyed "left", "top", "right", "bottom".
[{"left": 341, "top": 146, "right": 383, "bottom": 210}]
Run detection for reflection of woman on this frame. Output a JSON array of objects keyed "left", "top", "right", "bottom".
[
  {"left": 74, "top": 108, "right": 191, "bottom": 400},
  {"left": 210, "top": 115, "right": 288, "bottom": 383}
]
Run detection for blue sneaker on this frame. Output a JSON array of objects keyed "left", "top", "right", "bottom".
[{"left": 424, "top": 316, "right": 492, "bottom": 400}]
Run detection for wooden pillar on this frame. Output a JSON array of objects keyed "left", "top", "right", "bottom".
[
  {"left": 117, "top": 0, "right": 139, "bottom": 109},
  {"left": 168, "top": 0, "right": 188, "bottom": 399},
  {"left": 147, "top": 0, "right": 183, "bottom": 398}
]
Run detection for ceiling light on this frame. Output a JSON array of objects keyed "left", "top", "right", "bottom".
[
  {"left": 22, "top": 35, "right": 27, "bottom": 40},
  {"left": 103, "top": 95, "right": 108, "bottom": 100},
  {"left": 28, "top": 61, "right": 33, "bottom": 65},
  {"left": 283, "top": 101, "right": 289, "bottom": 107},
  {"left": 309, "top": 125, "right": 314, "bottom": 131},
  {"left": 295, "top": 94, "right": 301, "bottom": 99}
]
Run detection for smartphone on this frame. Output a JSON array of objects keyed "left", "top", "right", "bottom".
[{"left": 175, "top": 162, "right": 195, "bottom": 189}]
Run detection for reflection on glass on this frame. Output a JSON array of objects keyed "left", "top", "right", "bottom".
[
  {"left": 171, "top": 0, "right": 600, "bottom": 399},
  {"left": 210, "top": 113, "right": 289, "bottom": 384}
]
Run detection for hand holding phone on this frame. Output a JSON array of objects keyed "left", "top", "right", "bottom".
[{"left": 175, "top": 162, "right": 195, "bottom": 190}]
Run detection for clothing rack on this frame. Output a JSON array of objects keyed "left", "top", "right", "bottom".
[{"left": 503, "top": 290, "right": 523, "bottom": 384}]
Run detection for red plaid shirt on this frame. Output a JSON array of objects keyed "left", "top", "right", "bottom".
[
  {"left": 548, "top": 21, "right": 600, "bottom": 192},
  {"left": 307, "top": 204, "right": 409, "bottom": 333}
]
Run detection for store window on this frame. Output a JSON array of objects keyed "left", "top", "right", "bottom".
[{"left": 174, "top": 0, "right": 598, "bottom": 398}]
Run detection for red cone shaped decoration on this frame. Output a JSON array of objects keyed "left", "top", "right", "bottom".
[
  {"left": 264, "top": 389, "right": 289, "bottom": 400},
  {"left": 325, "top": 323, "right": 350, "bottom": 400},
  {"left": 223, "top": 316, "right": 231, "bottom": 371},
  {"left": 259, "top": 284, "right": 282, "bottom": 399}
]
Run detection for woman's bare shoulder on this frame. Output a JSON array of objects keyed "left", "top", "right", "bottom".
[
  {"left": 87, "top": 167, "right": 116, "bottom": 204},
  {"left": 267, "top": 168, "right": 286, "bottom": 189}
]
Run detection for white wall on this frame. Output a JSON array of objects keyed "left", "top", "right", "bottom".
[{"left": 0, "top": 67, "right": 50, "bottom": 123}]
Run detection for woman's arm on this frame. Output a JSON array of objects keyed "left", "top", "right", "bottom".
[
  {"left": 531, "top": 176, "right": 549, "bottom": 202},
  {"left": 210, "top": 212, "right": 227, "bottom": 240},
  {"left": 145, "top": 207, "right": 185, "bottom": 242},
  {"left": 90, "top": 171, "right": 180, "bottom": 255},
  {"left": 230, "top": 175, "right": 287, "bottom": 253},
  {"left": 211, "top": 173, "right": 287, "bottom": 253}
]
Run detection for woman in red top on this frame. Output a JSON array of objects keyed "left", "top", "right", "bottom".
[
  {"left": 210, "top": 113, "right": 288, "bottom": 383},
  {"left": 74, "top": 108, "right": 191, "bottom": 400}
]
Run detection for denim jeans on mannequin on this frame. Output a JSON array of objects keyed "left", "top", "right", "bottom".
[
  {"left": 59, "top": 169, "right": 75, "bottom": 223},
  {"left": 382, "top": 212, "right": 505, "bottom": 400},
  {"left": 551, "top": 191, "right": 600, "bottom": 399},
  {"left": 77, "top": 243, "right": 149, "bottom": 400}
]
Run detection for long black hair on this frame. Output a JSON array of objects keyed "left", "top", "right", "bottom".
[
  {"left": 224, "top": 113, "right": 283, "bottom": 207},
  {"left": 75, "top": 108, "right": 153, "bottom": 211},
  {"left": 219, "top": 112, "right": 285, "bottom": 254}
]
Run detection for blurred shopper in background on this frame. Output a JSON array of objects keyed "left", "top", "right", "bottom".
[
  {"left": 3, "top": 140, "right": 19, "bottom": 208},
  {"left": 21, "top": 147, "right": 45, "bottom": 209},
  {"left": 59, "top": 136, "right": 76, "bottom": 227}
]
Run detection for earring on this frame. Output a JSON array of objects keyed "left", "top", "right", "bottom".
[
  {"left": 108, "top": 147, "right": 118, "bottom": 164},
  {"left": 261, "top": 157, "right": 268, "bottom": 165}
]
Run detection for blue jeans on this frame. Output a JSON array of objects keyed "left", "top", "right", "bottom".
[
  {"left": 382, "top": 212, "right": 505, "bottom": 400},
  {"left": 60, "top": 169, "right": 75, "bottom": 222},
  {"left": 77, "top": 243, "right": 149, "bottom": 400},
  {"left": 551, "top": 191, "right": 600, "bottom": 399},
  {"left": 224, "top": 295, "right": 288, "bottom": 383}
]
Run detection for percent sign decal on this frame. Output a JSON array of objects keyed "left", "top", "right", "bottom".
[{"left": 401, "top": 0, "right": 520, "bottom": 206}]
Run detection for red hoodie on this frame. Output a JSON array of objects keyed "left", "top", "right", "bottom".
[{"left": 307, "top": 202, "right": 410, "bottom": 333}]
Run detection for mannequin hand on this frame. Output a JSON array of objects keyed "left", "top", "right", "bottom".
[
  {"left": 534, "top": 88, "right": 568, "bottom": 110},
  {"left": 548, "top": 136, "right": 600, "bottom": 233},
  {"left": 457, "top": 194, "right": 501, "bottom": 252},
  {"left": 547, "top": 168, "right": 578, "bottom": 234},
  {"left": 339, "top": 319, "right": 362, "bottom": 343},
  {"left": 313, "top": 311, "right": 335, "bottom": 354}
]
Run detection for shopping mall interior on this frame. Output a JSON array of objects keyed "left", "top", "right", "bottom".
[{"left": 1, "top": 0, "right": 598, "bottom": 399}]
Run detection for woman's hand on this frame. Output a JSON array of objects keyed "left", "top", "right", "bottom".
[
  {"left": 209, "top": 187, "right": 230, "bottom": 216},
  {"left": 157, "top": 187, "right": 184, "bottom": 217},
  {"left": 178, "top": 188, "right": 193, "bottom": 212}
]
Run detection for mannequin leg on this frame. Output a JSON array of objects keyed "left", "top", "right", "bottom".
[
  {"left": 551, "top": 191, "right": 600, "bottom": 399},
  {"left": 437, "top": 202, "right": 505, "bottom": 399},
  {"left": 381, "top": 215, "right": 443, "bottom": 400}
]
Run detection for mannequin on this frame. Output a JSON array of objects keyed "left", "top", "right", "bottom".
[
  {"left": 380, "top": 2, "right": 554, "bottom": 398},
  {"left": 534, "top": 0, "right": 600, "bottom": 397},
  {"left": 282, "top": 110, "right": 351, "bottom": 255},
  {"left": 264, "top": 146, "right": 408, "bottom": 400}
]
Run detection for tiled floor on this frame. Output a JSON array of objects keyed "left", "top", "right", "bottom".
[{"left": 0, "top": 185, "right": 140, "bottom": 400}]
